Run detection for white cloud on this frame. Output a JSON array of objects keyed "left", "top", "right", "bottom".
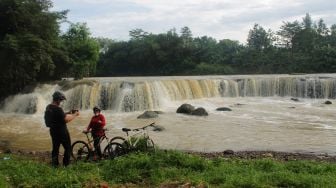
[{"left": 52, "top": 0, "right": 336, "bottom": 43}]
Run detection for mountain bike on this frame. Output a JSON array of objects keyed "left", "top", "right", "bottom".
[
  {"left": 108, "top": 122, "right": 156, "bottom": 157},
  {"left": 71, "top": 129, "right": 121, "bottom": 161}
]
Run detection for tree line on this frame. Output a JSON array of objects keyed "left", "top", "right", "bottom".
[
  {"left": 1, "top": 0, "right": 336, "bottom": 100},
  {"left": 97, "top": 14, "right": 336, "bottom": 76}
]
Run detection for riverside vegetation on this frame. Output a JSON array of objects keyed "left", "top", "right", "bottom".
[{"left": 1, "top": 150, "right": 336, "bottom": 187}]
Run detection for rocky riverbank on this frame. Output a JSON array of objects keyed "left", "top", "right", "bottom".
[
  {"left": 188, "top": 150, "right": 336, "bottom": 162},
  {"left": 2, "top": 148, "right": 336, "bottom": 163}
]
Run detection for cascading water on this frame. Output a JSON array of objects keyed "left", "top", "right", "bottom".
[
  {"left": 1, "top": 74, "right": 336, "bottom": 114},
  {"left": 1, "top": 74, "right": 336, "bottom": 154}
]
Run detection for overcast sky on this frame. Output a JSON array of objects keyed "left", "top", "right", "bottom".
[{"left": 52, "top": 0, "right": 336, "bottom": 43}]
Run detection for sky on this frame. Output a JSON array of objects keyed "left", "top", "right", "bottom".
[{"left": 52, "top": 0, "right": 336, "bottom": 43}]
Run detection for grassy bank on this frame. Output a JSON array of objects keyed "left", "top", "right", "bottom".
[{"left": 1, "top": 150, "right": 336, "bottom": 187}]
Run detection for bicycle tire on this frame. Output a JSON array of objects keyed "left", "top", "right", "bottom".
[
  {"left": 104, "top": 142, "right": 126, "bottom": 159},
  {"left": 102, "top": 145, "right": 110, "bottom": 159},
  {"left": 71, "top": 140, "right": 90, "bottom": 161},
  {"left": 110, "top": 136, "right": 129, "bottom": 148},
  {"left": 110, "top": 136, "right": 126, "bottom": 144}
]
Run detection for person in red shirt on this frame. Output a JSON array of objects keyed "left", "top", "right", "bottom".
[{"left": 85, "top": 106, "right": 106, "bottom": 159}]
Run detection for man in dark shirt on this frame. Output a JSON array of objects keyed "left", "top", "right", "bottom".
[{"left": 44, "top": 91, "right": 79, "bottom": 167}]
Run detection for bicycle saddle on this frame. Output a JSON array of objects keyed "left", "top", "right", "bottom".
[{"left": 122, "top": 128, "right": 131, "bottom": 132}]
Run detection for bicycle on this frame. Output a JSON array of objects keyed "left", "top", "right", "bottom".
[
  {"left": 108, "top": 122, "right": 156, "bottom": 157},
  {"left": 71, "top": 129, "right": 119, "bottom": 161}
]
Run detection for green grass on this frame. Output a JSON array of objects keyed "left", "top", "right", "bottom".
[{"left": 1, "top": 150, "right": 336, "bottom": 187}]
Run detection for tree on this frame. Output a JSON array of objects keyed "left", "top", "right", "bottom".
[
  {"left": 302, "top": 13, "right": 313, "bottom": 30},
  {"left": 217, "top": 39, "right": 242, "bottom": 64},
  {"left": 247, "top": 24, "right": 272, "bottom": 50},
  {"left": 62, "top": 23, "right": 99, "bottom": 79},
  {"left": 331, "top": 24, "right": 336, "bottom": 36},
  {"left": 330, "top": 24, "right": 336, "bottom": 47},
  {"left": 292, "top": 14, "right": 318, "bottom": 54},
  {"left": 315, "top": 19, "right": 329, "bottom": 36},
  {"left": 95, "top": 37, "right": 115, "bottom": 54},
  {"left": 129, "top": 29, "right": 149, "bottom": 40},
  {"left": 277, "top": 21, "right": 302, "bottom": 48},
  {"left": 193, "top": 36, "right": 218, "bottom": 64},
  {"left": 96, "top": 41, "right": 130, "bottom": 76},
  {"left": 180, "top": 26, "right": 193, "bottom": 47},
  {"left": 0, "top": 0, "right": 67, "bottom": 99}
]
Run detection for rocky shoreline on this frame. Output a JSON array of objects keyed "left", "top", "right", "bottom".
[
  {"left": 188, "top": 150, "right": 336, "bottom": 162},
  {"left": 2, "top": 148, "right": 336, "bottom": 163}
]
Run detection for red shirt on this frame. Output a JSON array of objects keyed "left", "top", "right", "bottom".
[{"left": 87, "top": 114, "right": 106, "bottom": 136}]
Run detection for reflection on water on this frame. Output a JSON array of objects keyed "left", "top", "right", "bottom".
[{"left": 1, "top": 97, "right": 336, "bottom": 155}]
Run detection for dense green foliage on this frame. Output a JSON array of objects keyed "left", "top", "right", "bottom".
[
  {"left": 97, "top": 14, "right": 336, "bottom": 76},
  {"left": 0, "top": 0, "right": 99, "bottom": 100},
  {"left": 1, "top": 151, "right": 336, "bottom": 187},
  {"left": 62, "top": 23, "right": 99, "bottom": 79},
  {"left": 0, "top": 0, "right": 65, "bottom": 99},
  {"left": 0, "top": 0, "right": 335, "bottom": 100}
]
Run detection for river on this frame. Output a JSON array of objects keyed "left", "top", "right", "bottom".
[{"left": 1, "top": 74, "right": 336, "bottom": 155}]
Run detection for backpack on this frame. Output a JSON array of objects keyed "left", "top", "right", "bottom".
[{"left": 44, "top": 106, "right": 54, "bottom": 128}]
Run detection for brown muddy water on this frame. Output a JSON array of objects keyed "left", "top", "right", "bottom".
[{"left": 1, "top": 97, "right": 336, "bottom": 155}]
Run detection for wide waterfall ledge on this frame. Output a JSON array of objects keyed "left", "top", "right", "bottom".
[{"left": 2, "top": 74, "right": 336, "bottom": 114}]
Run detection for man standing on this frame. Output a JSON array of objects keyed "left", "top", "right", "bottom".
[{"left": 44, "top": 91, "right": 79, "bottom": 167}]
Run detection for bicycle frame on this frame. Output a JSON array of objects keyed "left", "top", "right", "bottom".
[
  {"left": 71, "top": 129, "right": 112, "bottom": 161},
  {"left": 126, "top": 129, "right": 148, "bottom": 148},
  {"left": 107, "top": 122, "right": 156, "bottom": 158},
  {"left": 83, "top": 131, "right": 110, "bottom": 150},
  {"left": 120, "top": 122, "right": 155, "bottom": 150}
]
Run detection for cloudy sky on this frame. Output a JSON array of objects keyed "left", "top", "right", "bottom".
[{"left": 52, "top": 0, "right": 336, "bottom": 43}]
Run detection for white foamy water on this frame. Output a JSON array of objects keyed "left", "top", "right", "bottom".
[{"left": 1, "top": 96, "right": 336, "bottom": 155}]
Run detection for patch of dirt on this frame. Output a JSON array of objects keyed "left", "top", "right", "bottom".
[{"left": 0, "top": 149, "right": 51, "bottom": 163}]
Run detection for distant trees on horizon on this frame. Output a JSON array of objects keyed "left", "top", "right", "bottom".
[{"left": 96, "top": 13, "right": 336, "bottom": 76}]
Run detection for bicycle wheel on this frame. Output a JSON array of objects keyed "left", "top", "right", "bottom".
[
  {"left": 71, "top": 141, "right": 90, "bottom": 161},
  {"left": 110, "top": 136, "right": 129, "bottom": 148},
  {"left": 104, "top": 142, "right": 126, "bottom": 159}
]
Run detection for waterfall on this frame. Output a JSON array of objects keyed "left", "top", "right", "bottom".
[{"left": 1, "top": 74, "right": 336, "bottom": 114}]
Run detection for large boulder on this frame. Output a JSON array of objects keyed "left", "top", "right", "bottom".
[
  {"left": 190, "top": 107, "right": 208, "bottom": 116},
  {"left": 216, "top": 107, "right": 232, "bottom": 111},
  {"left": 223, "top": 149, "right": 234, "bottom": 155},
  {"left": 137, "top": 111, "right": 159, "bottom": 119},
  {"left": 176, "top": 104, "right": 195, "bottom": 114},
  {"left": 324, "top": 100, "right": 332, "bottom": 105},
  {"left": 152, "top": 125, "right": 165, "bottom": 132},
  {"left": 290, "top": 98, "right": 299, "bottom": 102},
  {"left": 154, "top": 111, "right": 164, "bottom": 114}
]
